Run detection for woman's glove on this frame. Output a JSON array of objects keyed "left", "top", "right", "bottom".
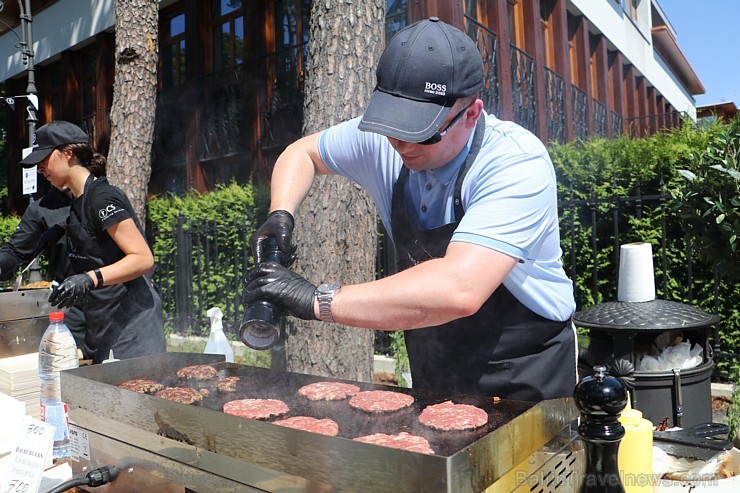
[
  {"left": 244, "top": 262, "right": 316, "bottom": 320},
  {"left": 48, "top": 273, "right": 94, "bottom": 308},
  {"left": 250, "top": 210, "right": 296, "bottom": 266}
]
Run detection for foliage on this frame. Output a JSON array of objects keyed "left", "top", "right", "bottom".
[
  {"left": 389, "top": 330, "right": 410, "bottom": 388},
  {"left": 729, "top": 369, "right": 740, "bottom": 442},
  {"left": 669, "top": 117, "right": 740, "bottom": 281},
  {"left": 0, "top": 213, "right": 56, "bottom": 288},
  {"left": 549, "top": 119, "right": 740, "bottom": 378},
  {"left": 146, "top": 181, "right": 270, "bottom": 336},
  {"left": 0, "top": 214, "right": 20, "bottom": 243},
  {"left": 0, "top": 214, "right": 21, "bottom": 288}
]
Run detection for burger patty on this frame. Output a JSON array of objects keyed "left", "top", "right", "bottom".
[
  {"left": 223, "top": 399, "right": 289, "bottom": 420},
  {"left": 155, "top": 387, "right": 204, "bottom": 405},
  {"left": 297, "top": 381, "right": 360, "bottom": 401},
  {"left": 273, "top": 416, "right": 339, "bottom": 436},
  {"left": 353, "top": 432, "right": 434, "bottom": 455},
  {"left": 176, "top": 364, "right": 218, "bottom": 380},
  {"left": 215, "top": 376, "right": 240, "bottom": 393},
  {"left": 348, "top": 390, "right": 414, "bottom": 413},
  {"left": 117, "top": 378, "right": 165, "bottom": 394},
  {"left": 418, "top": 401, "right": 488, "bottom": 431}
]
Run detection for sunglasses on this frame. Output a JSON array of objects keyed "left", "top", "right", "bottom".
[{"left": 417, "top": 104, "right": 471, "bottom": 145}]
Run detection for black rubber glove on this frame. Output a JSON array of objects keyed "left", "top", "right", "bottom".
[
  {"left": 244, "top": 262, "right": 317, "bottom": 320},
  {"left": 48, "top": 273, "right": 94, "bottom": 308},
  {"left": 250, "top": 210, "right": 296, "bottom": 266}
]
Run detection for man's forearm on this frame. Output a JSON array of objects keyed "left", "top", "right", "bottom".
[{"left": 323, "top": 243, "right": 517, "bottom": 331}]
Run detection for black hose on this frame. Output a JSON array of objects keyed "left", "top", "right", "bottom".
[
  {"left": 45, "top": 477, "right": 88, "bottom": 493},
  {"left": 45, "top": 465, "right": 122, "bottom": 493}
]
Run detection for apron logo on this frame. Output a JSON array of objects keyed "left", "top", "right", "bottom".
[{"left": 99, "top": 204, "right": 119, "bottom": 220}]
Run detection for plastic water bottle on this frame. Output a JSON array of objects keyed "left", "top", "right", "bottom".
[{"left": 38, "top": 311, "right": 79, "bottom": 459}]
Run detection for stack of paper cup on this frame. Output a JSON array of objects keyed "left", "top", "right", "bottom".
[{"left": 617, "top": 242, "right": 656, "bottom": 302}]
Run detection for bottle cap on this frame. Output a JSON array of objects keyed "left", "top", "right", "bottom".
[{"left": 49, "top": 311, "right": 65, "bottom": 322}]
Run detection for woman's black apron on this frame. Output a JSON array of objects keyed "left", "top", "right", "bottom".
[
  {"left": 67, "top": 176, "right": 166, "bottom": 364},
  {"left": 391, "top": 120, "right": 576, "bottom": 401}
]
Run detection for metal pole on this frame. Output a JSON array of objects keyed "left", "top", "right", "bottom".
[
  {"left": 20, "top": 0, "right": 36, "bottom": 147},
  {"left": 18, "top": 0, "right": 41, "bottom": 282}
]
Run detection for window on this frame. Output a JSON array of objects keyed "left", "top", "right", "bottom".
[
  {"left": 540, "top": 0, "right": 557, "bottom": 69},
  {"left": 212, "top": 0, "right": 244, "bottom": 72},
  {"left": 508, "top": 0, "right": 525, "bottom": 48},
  {"left": 568, "top": 13, "right": 579, "bottom": 86},
  {"left": 49, "top": 67, "right": 63, "bottom": 120},
  {"left": 386, "top": 0, "right": 407, "bottom": 43},
  {"left": 590, "top": 33, "right": 599, "bottom": 100},
  {"left": 160, "top": 10, "right": 186, "bottom": 89},
  {"left": 80, "top": 47, "right": 97, "bottom": 140},
  {"left": 260, "top": 0, "right": 310, "bottom": 152},
  {"left": 629, "top": 0, "right": 639, "bottom": 23}
]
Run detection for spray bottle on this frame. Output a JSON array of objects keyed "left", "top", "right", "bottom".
[{"left": 204, "top": 307, "right": 234, "bottom": 362}]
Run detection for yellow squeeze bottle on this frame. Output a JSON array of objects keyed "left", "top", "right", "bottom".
[{"left": 618, "top": 394, "right": 654, "bottom": 492}]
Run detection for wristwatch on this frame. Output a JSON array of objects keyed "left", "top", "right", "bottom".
[{"left": 316, "top": 283, "right": 342, "bottom": 323}]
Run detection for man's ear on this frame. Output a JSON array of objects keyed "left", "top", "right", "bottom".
[{"left": 465, "top": 99, "right": 484, "bottom": 128}]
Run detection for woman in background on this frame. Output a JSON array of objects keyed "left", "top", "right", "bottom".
[{"left": 19, "top": 120, "right": 166, "bottom": 364}]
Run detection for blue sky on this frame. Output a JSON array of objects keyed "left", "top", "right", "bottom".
[{"left": 660, "top": 1, "right": 740, "bottom": 107}]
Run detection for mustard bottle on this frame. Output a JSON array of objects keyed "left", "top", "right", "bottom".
[{"left": 618, "top": 394, "right": 655, "bottom": 492}]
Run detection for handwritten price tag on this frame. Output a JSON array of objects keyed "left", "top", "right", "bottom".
[{"left": 0, "top": 418, "right": 54, "bottom": 493}]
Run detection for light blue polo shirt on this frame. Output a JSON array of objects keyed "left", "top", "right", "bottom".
[{"left": 318, "top": 110, "right": 575, "bottom": 322}]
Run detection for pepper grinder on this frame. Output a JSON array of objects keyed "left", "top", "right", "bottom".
[{"left": 574, "top": 365, "right": 628, "bottom": 492}]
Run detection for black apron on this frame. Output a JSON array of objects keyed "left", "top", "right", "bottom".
[
  {"left": 391, "top": 120, "right": 576, "bottom": 401},
  {"left": 67, "top": 175, "right": 166, "bottom": 364}
]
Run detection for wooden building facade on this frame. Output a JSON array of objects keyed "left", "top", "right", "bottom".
[{"left": 0, "top": 0, "right": 703, "bottom": 212}]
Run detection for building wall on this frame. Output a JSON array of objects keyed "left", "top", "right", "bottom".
[
  {"left": 570, "top": 0, "right": 696, "bottom": 117},
  {"left": 0, "top": 0, "right": 115, "bottom": 82}
]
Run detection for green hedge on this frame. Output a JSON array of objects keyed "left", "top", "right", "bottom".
[
  {"left": 0, "top": 214, "right": 20, "bottom": 243},
  {"left": 550, "top": 117, "right": 740, "bottom": 377},
  {"left": 145, "top": 180, "right": 270, "bottom": 334}
]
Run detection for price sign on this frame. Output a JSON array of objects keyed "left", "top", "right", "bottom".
[
  {"left": 0, "top": 418, "right": 54, "bottom": 493},
  {"left": 21, "top": 164, "right": 37, "bottom": 196}
]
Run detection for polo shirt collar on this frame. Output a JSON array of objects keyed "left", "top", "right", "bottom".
[{"left": 419, "top": 126, "right": 477, "bottom": 185}]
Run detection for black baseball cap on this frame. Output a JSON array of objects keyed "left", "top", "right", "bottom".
[
  {"left": 358, "top": 17, "right": 484, "bottom": 143},
  {"left": 19, "top": 121, "right": 89, "bottom": 166}
]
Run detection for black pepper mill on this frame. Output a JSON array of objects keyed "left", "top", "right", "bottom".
[{"left": 574, "top": 365, "right": 628, "bottom": 492}]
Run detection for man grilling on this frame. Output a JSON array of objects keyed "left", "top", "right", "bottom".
[{"left": 244, "top": 18, "right": 576, "bottom": 401}]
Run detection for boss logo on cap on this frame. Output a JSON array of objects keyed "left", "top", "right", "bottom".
[{"left": 424, "top": 82, "right": 447, "bottom": 96}]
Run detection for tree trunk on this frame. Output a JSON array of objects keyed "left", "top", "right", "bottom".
[
  {"left": 284, "top": 0, "right": 386, "bottom": 382},
  {"left": 106, "top": 0, "right": 159, "bottom": 225}
]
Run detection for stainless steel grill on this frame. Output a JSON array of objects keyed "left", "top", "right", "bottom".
[
  {"left": 0, "top": 288, "right": 55, "bottom": 358},
  {"left": 61, "top": 352, "right": 584, "bottom": 492}
]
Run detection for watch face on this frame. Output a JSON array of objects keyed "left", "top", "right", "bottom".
[{"left": 319, "top": 283, "right": 341, "bottom": 293}]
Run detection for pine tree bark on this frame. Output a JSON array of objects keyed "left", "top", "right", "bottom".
[
  {"left": 106, "top": 0, "right": 159, "bottom": 224},
  {"left": 284, "top": 0, "right": 386, "bottom": 382}
]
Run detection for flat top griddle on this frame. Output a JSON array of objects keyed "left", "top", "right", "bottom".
[
  {"left": 138, "top": 361, "right": 534, "bottom": 457},
  {"left": 62, "top": 352, "right": 577, "bottom": 492}
]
